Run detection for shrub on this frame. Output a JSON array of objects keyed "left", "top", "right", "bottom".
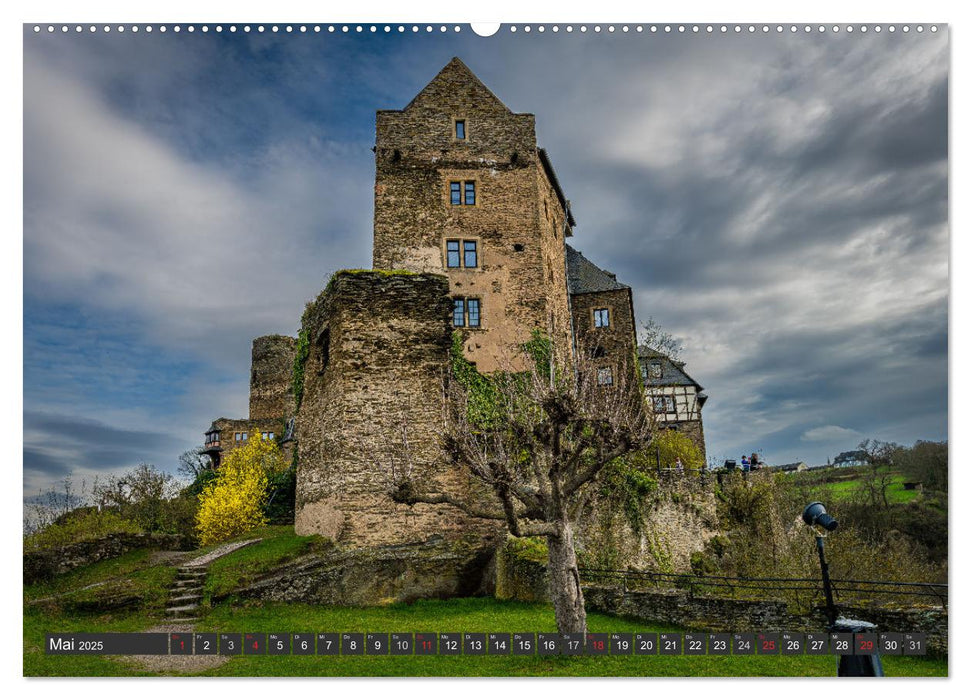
[
  {"left": 92, "top": 464, "right": 181, "bottom": 532},
  {"left": 894, "top": 440, "right": 948, "bottom": 492},
  {"left": 196, "top": 432, "right": 286, "bottom": 545},
  {"left": 653, "top": 429, "right": 705, "bottom": 471},
  {"left": 24, "top": 509, "right": 140, "bottom": 551}
]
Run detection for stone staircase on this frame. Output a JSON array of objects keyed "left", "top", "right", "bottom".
[
  {"left": 162, "top": 538, "right": 262, "bottom": 623},
  {"left": 165, "top": 564, "right": 207, "bottom": 623}
]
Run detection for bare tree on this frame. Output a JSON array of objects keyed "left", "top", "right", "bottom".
[
  {"left": 855, "top": 438, "right": 901, "bottom": 509},
  {"left": 177, "top": 447, "right": 213, "bottom": 481},
  {"left": 857, "top": 438, "right": 900, "bottom": 467},
  {"left": 638, "top": 316, "right": 683, "bottom": 362},
  {"left": 389, "top": 333, "right": 654, "bottom": 634}
]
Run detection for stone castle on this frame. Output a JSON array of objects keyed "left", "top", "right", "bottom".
[{"left": 203, "top": 58, "right": 707, "bottom": 555}]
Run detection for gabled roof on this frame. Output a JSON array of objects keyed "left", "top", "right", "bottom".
[
  {"left": 403, "top": 57, "right": 512, "bottom": 113},
  {"left": 638, "top": 348, "right": 704, "bottom": 390},
  {"left": 566, "top": 245, "right": 629, "bottom": 295}
]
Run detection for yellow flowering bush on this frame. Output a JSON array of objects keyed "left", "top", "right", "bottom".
[
  {"left": 196, "top": 432, "right": 285, "bottom": 545},
  {"left": 653, "top": 429, "right": 706, "bottom": 471}
]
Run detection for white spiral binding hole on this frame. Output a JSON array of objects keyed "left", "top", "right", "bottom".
[{"left": 30, "top": 23, "right": 942, "bottom": 35}]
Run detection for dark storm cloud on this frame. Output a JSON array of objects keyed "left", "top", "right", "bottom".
[
  {"left": 22, "top": 448, "right": 73, "bottom": 479},
  {"left": 23, "top": 411, "right": 182, "bottom": 485}
]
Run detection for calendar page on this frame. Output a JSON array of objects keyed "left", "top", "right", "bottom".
[{"left": 22, "top": 18, "right": 949, "bottom": 682}]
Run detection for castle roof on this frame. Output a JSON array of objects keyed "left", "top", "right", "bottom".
[
  {"left": 402, "top": 57, "right": 512, "bottom": 114},
  {"left": 566, "top": 245, "right": 629, "bottom": 295},
  {"left": 538, "top": 149, "right": 576, "bottom": 229},
  {"left": 638, "top": 348, "right": 705, "bottom": 391}
]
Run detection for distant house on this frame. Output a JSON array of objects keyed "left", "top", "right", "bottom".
[
  {"left": 833, "top": 450, "right": 869, "bottom": 468},
  {"left": 768, "top": 461, "right": 808, "bottom": 473}
]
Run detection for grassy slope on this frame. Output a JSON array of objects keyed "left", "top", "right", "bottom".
[
  {"left": 24, "top": 528, "right": 947, "bottom": 678},
  {"left": 24, "top": 548, "right": 176, "bottom": 677},
  {"left": 204, "top": 525, "right": 324, "bottom": 601},
  {"left": 790, "top": 467, "right": 921, "bottom": 505}
]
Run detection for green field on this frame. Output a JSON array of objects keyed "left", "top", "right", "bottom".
[
  {"left": 790, "top": 466, "right": 923, "bottom": 505},
  {"left": 23, "top": 539, "right": 947, "bottom": 678}
]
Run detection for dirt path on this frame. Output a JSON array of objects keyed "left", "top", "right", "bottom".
[{"left": 121, "top": 538, "right": 262, "bottom": 675}]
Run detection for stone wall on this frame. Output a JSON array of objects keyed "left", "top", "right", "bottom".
[
  {"left": 230, "top": 537, "right": 495, "bottom": 606},
  {"left": 205, "top": 416, "right": 289, "bottom": 469},
  {"left": 576, "top": 481, "right": 719, "bottom": 572},
  {"left": 372, "top": 57, "right": 573, "bottom": 372},
  {"left": 536, "top": 160, "right": 576, "bottom": 370},
  {"left": 294, "top": 270, "right": 502, "bottom": 552},
  {"left": 674, "top": 419, "right": 707, "bottom": 461},
  {"left": 250, "top": 334, "right": 296, "bottom": 420},
  {"left": 494, "top": 535, "right": 550, "bottom": 603},
  {"left": 583, "top": 586, "right": 948, "bottom": 654},
  {"left": 24, "top": 533, "right": 186, "bottom": 584},
  {"left": 570, "top": 288, "right": 638, "bottom": 385}
]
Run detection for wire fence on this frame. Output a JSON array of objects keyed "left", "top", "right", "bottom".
[{"left": 577, "top": 567, "right": 948, "bottom": 610}]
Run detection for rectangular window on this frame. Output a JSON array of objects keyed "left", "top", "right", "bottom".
[
  {"left": 234, "top": 432, "right": 240, "bottom": 441},
  {"left": 463, "top": 240, "right": 478, "bottom": 268},
  {"left": 241, "top": 432, "right": 248, "bottom": 441},
  {"left": 467, "top": 298, "right": 480, "bottom": 327},
  {"left": 653, "top": 397, "right": 675, "bottom": 413},
  {"left": 446, "top": 239, "right": 461, "bottom": 268},
  {"left": 455, "top": 119, "right": 466, "bottom": 139},
  {"left": 594, "top": 308, "right": 610, "bottom": 328},
  {"left": 453, "top": 298, "right": 465, "bottom": 327},
  {"left": 597, "top": 367, "right": 614, "bottom": 386},
  {"left": 649, "top": 361, "right": 663, "bottom": 379},
  {"left": 449, "top": 181, "right": 477, "bottom": 206},
  {"left": 453, "top": 297, "right": 481, "bottom": 328}
]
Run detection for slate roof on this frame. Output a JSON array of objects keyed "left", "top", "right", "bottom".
[
  {"left": 538, "top": 149, "right": 576, "bottom": 229},
  {"left": 638, "top": 348, "right": 704, "bottom": 390},
  {"left": 566, "top": 245, "right": 630, "bottom": 295}
]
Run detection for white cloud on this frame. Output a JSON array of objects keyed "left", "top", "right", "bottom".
[
  {"left": 24, "top": 51, "right": 374, "bottom": 363},
  {"left": 801, "top": 425, "right": 863, "bottom": 443}
]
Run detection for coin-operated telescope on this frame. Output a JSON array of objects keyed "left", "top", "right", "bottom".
[{"left": 802, "top": 502, "right": 883, "bottom": 677}]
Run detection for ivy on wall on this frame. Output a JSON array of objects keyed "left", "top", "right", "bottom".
[
  {"left": 292, "top": 326, "right": 310, "bottom": 410},
  {"left": 449, "top": 330, "right": 503, "bottom": 427}
]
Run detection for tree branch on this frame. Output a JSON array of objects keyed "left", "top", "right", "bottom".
[{"left": 390, "top": 484, "right": 507, "bottom": 522}]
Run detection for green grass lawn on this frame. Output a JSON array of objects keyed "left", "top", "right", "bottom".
[
  {"left": 791, "top": 467, "right": 922, "bottom": 505},
  {"left": 25, "top": 597, "right": 946, "bottom": 678},
  {"left": 23, "top": 528, "right": 946, "bottom": 678},
  {"left": 204, "top": 525, "right": 326, "bottom": 601}
]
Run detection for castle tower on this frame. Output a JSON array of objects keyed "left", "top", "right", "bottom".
[
  {"left": 373, "top": 58, "right": 575, "bottom": 372},
  {"left": 293, "top": 271, "right": 499, "bottom": 554}
]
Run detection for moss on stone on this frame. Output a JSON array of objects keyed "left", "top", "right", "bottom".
[
  {"left": 504, "top": 535, "right": 548, "bottom": 563},
  {"left": 495, "top": 536, "right": 549, "bottom": 602}
]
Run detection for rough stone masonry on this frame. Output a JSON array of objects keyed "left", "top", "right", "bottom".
[{"left": 201, "top": 58, "right": 709, "bottom": 596}]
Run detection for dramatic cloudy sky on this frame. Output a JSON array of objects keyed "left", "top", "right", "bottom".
[{"left": 22, "top": 24, "right": 948, "bottom": 498}]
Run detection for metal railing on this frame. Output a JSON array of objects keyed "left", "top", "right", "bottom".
[{"left": 577, "top": 567, "right": 948, "bottom": 609}]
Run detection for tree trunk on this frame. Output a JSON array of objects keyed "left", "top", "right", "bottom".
[{"left": 547, "top": 520, "right": 587, "bottom": 635}]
